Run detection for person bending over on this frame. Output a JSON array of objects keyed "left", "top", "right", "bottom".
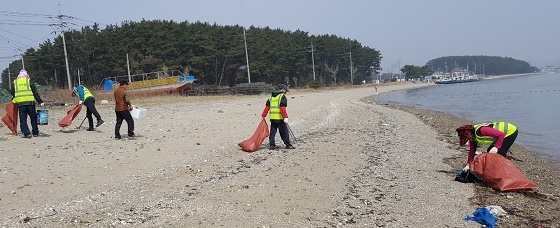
[{"left": 456, "top": 122, "right": 518, "bottom": 171}]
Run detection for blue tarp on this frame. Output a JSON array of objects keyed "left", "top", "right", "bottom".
[
  {"left": 103, "top": 79, "right": 115, "bottom": 91},
  {"left": 465, "top": 207, "right": 498, "bottom": 228}
]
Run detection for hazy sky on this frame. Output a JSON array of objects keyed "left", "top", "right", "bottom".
[{"left": 1, "top": 0, "right": 559, "bottom": 75}]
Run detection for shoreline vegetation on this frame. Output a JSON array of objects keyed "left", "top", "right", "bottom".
[{"left": 0, "top": 73, "right": 557, "bottom": 227}]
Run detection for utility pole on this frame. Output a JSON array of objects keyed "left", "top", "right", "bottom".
[
  {"left": 127, "top": 54, "right": 131, "bottom": 82},
  {"left": 8, "top": 68, "right": 11, "bottom": 90},
  {"left": 378, "top": 55, "right": 382, "bottom": 83},
  {"left": 61, "top": 26, "right": 71, "bottom": 89},
  {"left": 310, "top": 42, "right": 316, "bottom": 80},
  {"left": 56, "top": 12, "right": 72, "bottom": 90},
  {"left": 77, "top": 68, "right": 80, "bottom": 85},
  {"left": 20, "top": 55, "right": 25, "bottom": 69},
  {"left": 243, "top": 28, "right": 251, "bottom": 83},
  {"left": 349, "top": 50, "right": 353, "bottom": 84},
  {"left": 390, "top": 63, "right": 394, "bottom": 79},
  {"left": 396, "top": 59, "right": 401, "bottom": 80}
]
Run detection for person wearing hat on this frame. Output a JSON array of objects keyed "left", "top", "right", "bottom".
[
  {"left": 113, "top": 80, "right": 135, "bottom": 139},
  {"left": 72, "top": 85, "right": 104, "bottom": 131},
  {"left": 10, "top": 69, "right": 44, "bottom": 138},
  {"left": 261, "top": 84, "right": 295, "bottom": 149},
  {"left": 456, "top": 122, "right": 518, "bottom": 171}
]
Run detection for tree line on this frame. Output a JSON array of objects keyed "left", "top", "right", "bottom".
[
  {"left": 1, "top": 19, "right": 381, "bottom": 90},
  {"left": 426, "top": 55, "right": 538, "bottom": 76},
  {"left": 399, "top": 55, "right": 538, "bottom": 80}
]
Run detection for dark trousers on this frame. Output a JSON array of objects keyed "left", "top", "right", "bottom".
[
  {"left": 269, "top": 121, "right": 291, "bottom": 146},
  {"left": 84, "top": 97, "right": 102, "bottom": 128},
  {"left": 115, "top": 110, "right": 134, "bottom": 137},
  {"left": 489, "top": 130, "right": 518, "bottom": 157},
  {"left": 18, "top": 104, "right": 38, "bottom": 136}
]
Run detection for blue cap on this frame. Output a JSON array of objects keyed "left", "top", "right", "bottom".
[{"left": 279, "top": 84, "right": 290, "bottom": 92}]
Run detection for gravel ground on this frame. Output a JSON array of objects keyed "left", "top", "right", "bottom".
[
  {"left": 1, "top": 82, "right": 554, "bottom": 227},
  {"left": 382, "top": 103, "right": 560, "bottom": 228}
]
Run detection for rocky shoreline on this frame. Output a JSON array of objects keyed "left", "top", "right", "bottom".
[{"left": 380, "top": 102, "right": 560, "bottom": 228}]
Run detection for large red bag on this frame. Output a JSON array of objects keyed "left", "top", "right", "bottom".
[
  {"left": 1, "top": 102, "right": 18, "bottom": 135},
  {"left": 470, "top": 153, "right": 537, "bottom": 192},
  {"left": 238, "top": 119, "right": 270, "bottom": 152},
  {"left": 58, "top": 104, "right": 83, "bottom": 127}
]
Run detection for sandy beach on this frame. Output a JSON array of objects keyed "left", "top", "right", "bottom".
[{"left": 0, "top": 81, "right": 557, "bottom": 227}]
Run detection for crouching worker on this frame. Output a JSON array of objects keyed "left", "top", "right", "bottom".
[
  {"left": 261, "top": 84, "right": 295, "bottom": 150},
  {"left": 72, "top": 85, "right": 104, "bottom": 131},
  {"left": 456, "top": 122, "right": 518, "bottom": 171}
]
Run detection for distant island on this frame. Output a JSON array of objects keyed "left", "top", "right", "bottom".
[{"left": 426, "top": 55, "right": 538, "bottom": 76}]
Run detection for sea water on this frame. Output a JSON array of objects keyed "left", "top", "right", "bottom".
[{"left": 376, "top": 73, "right": 560, "bottom": 160}]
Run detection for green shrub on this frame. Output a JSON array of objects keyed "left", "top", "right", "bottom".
[{"left": 308, "top": 80, "right": 321, "bottom": 89}]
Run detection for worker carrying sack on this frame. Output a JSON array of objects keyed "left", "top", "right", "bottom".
[
  {"left": 470, "top": 153, "right": 537, "bottom": 192},
  {"left": 238, "top": 119, "right": 270, "bottom": 152}
]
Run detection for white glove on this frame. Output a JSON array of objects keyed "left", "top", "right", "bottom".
[
  {"left": 283, "top": 118, "right": 288, "bottom": 124},
  {"left": 79, "top": 100, "right": 83, "bottom": 105},
  {"left": 40, "top": 103, "right": 44, "bottom": 107},
  {"left": 489, "top": 147, "right": 499, "bottom": 153},
  {"left": 462, "top": 164, "right": 470, "bottom": 172}
]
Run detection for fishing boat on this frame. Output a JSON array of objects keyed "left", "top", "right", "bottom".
[{"left": 434, "top": 69, "right": 479, "bottom": 84}]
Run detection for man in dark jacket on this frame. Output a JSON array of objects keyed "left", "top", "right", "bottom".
[
  {"left": 113, "top": 80, "right": 135, "bottom": 139},
  {"left": 10, "top": 70, "right": 44, "bottom": 138},
  {"left": 261, "top": 84, "right": 295, "bottom": 149}
]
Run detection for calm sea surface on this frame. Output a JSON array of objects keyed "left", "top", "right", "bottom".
[{"left": 376, "top": 73, "right": 560, "bottom": 160}]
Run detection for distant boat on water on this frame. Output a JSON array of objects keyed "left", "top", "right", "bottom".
[
  {"left": 433, "top": 68, "right": 479, "bottom": 84},
  {"left": 434, "top": 76, "right": 479, "bottom": 84}
]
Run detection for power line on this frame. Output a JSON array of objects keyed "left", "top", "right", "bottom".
[
  {"left": 0, "top": 34, "right": 31, "bottom": 50},
  {"left": 0, "top": 28, "right": 46, "bottom": 44},
  {"left": 0, "top": 21, "right": 53, "bottom": 26},
  {"left": 0, "top": 54, "right": 21, "bottom": 59},
  {"left": 0, "top": 10, "right": 57, "bottom": 18}
]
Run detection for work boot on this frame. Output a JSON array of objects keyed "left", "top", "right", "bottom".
[
  {"left": 114, "top": 135, "right": 122, "bottom": 139},
  {"left": 285, "top": 145, "right": 296, "bottom": 149},
  {"left": 269, "top": 145, "right": 279, "bottom": 150},
  {"left": 96, "top": 119, "right": 105, "bottom": 127},
  {"left": 86, "top": 128, "right": 94, "bottom": 131},
  {"left": 22, "top": 134, "right": 32, "bottom": 138}
]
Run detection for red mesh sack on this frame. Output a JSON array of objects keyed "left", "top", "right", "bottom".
[
  {"left": 470, "top": 153, "right": 537, "bottom": 192},
  {"left": 1, "top": 102, "right": 18, "bottom": 135},
  {"left": 238, "top": 119, "right": 270, "bottom": 152},
  {"left": 58, "top": 104, "right": 83, "bottom": 127}
]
